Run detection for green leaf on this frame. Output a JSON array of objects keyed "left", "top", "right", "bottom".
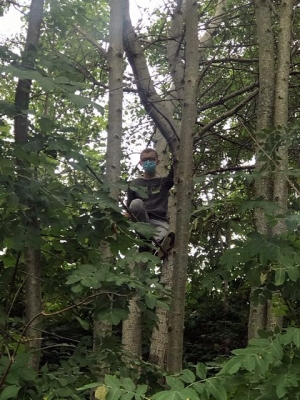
[
  {"left": 242, "top": 354, "right": 256, "bottom": 372},
  {"left": 0, "top": 386, "right": 21, "bottom": 400},
  {"left": 107, "top": 387, "right": 123, "bottom": 400},
  {"left": 145, "top": 294, "right": 157, "bottom": 309},
  {"left": 165, "top": 377, "right": 184, "bottom": 390},
  {"left": 292, "top": 329, "right": 300, "bottom": 347},
  {"left": 196, "top": 363, "right": 207, "bottom": 379},
  {"left": 151, "top": 389, "right": 199, "bottom": 400},
  {"left": 222, "top": 357, "right": 242, "bottom": 375},
  {"left": 270, "top": 340, "right": 283, "bottom": 359},
  {"left": 105, "top": 375, "right": 120, "bottom": 388},
  {"left": 276, "top": 381, "right": 287, "bottom": 399},
  {"left": 76, "top": 382, "right": 102, "bottom": 391},
  {"left": 181, "top": 369, "right": 195, "bottom": 383},
  {"left": 122, "top": 378, "right": 136, "bottom": 392},
  {"left": 66, "top": 93, "right": 104, "bottom": 114},
  {"left": 206, "top": 379, "right": 227, "bottom": 400},
  {"left": 120, "top": 393, "right": 134, "bottom": 400},
  {"left": 135, "top": 385, "right": 147, "bottom": 396},
  {"left": 75, "top": 316, "right": 90, "bottom": 330},
  {"left": 275, "top": 268, "right": 286, "bottom": 286},
  {"left": 287, "top": 265, "right": 299, "bottom": 282}
]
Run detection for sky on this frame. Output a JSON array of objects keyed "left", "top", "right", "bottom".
[
  {"left": 0, "top": 0, "right": 163, "bottom": 37},
  {"left": 0, "top": 0, "right": 165, "bottom": 167}
]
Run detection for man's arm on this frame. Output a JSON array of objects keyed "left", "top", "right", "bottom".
[{"left": 164, "top": 164, "right": 174, "bottom": 190}]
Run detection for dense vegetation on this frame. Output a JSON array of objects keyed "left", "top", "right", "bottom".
[{"left": 0, "top": 0, "right": 300, "bottom": 399}]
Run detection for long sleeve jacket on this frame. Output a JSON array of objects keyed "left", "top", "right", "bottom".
[{"left": 127, "top": 167, "right": 174, "bottom": 222}]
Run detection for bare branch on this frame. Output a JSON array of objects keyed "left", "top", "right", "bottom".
[
  {"left": 194, "top": 89, "right": 258, "bottom": 142},
  {"left": 198, "top": 82, "right": 258, "bottom": 112},
  {"left": 73, "top": 23, "right": 108, "bottom": 58}
]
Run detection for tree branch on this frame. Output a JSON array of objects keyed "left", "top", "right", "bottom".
[
  {"left": 73, "top": 24, "right": 108, "bottom": 58},
  {"left": 194, "top": 89, "right": 258, "bottom": 143},
  {"left": 198, "top": 82, "right": 258, "bottom": 112},
  {"left": 123, "top": 0, "right": 179, "bottom": 156}
]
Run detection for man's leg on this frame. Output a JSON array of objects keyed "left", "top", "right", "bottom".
[
  {"left": 149, "top": 219, "right": 169, "bottom": 241},
  {"left": 129, "top": 199, "right": 150, "bottom": 223},
  {"left": 129, "top": 199, "right": 152, "bottom": 253},
  {"left": 150, "top": 219, "right": 175, "bottom": 259}
]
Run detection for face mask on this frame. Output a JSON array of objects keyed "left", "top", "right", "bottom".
[{"left": 142, "top": 160, "right": 156, "bottom": 174}]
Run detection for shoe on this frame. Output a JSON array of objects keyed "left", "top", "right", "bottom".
[{"left": 155, "top": 232, "right": 175, "bottom": 259}]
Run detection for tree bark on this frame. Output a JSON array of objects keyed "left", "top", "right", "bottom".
[
  {"left": 272, "top": 0, "right": 293, "bottom": 235},
  {"left": 122, "top": 293, "right": 142, "bottom": 358},
  {"left": 248, "top": 0, "right": 275, "bottom": 340},
  {"left": 92, "top": 0, "right": 124, "bottom": 385},
  {"left": 14, "top": 0, "right": 44, "bottom": 372},
  {"left": 167, "top": 0, "right": 199, "bottom": 373},
  {"left": 249, "top": 0, "right": 293, "bottom": 339}
]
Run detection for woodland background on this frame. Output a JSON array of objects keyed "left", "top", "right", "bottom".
[{"left": 0, "top": 0, "right": 300, "bottom": 399}]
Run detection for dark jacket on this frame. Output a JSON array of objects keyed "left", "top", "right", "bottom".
[{"left": 127, "top": 168, "right": 174, "bottom": 222}]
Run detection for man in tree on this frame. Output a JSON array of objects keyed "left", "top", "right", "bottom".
[{"left": 126, "top": 148, "right": 175, "bottom": 258}]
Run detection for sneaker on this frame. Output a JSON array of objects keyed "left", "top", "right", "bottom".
[{"left": 155, "top": 232, "right": 175, "bottom": 259}]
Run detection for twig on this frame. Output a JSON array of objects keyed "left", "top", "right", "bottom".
[
  {"left": 73, "top": 24, "right": 107, "bottom": 58},
  {"left": 194, "top": 89, "right": 259, "bottom": 143}
]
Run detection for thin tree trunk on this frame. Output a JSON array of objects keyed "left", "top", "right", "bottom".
[
  {"left": 167, "top": 0, "right": 199, "bottom": 373},
  {"left": 248, "top": 0, "right": 275, "bottom": 340},
  {"left": 249, "top": 0, "right": 293, "bottom": 339},
  {"left": 14, "top": 0, "right": 45, "bottom": 372},
  {"left": 92, "top": 0, "right": 124, "bottom": 386},
  {"left": 272, "top": 0, "right": 293, "bottom": 234},
  {"left": 122, "top": 294, "right": 142, "bottom": 358},
  {"left": 267, "top": 0, "right": 293, "bottom": 332}
]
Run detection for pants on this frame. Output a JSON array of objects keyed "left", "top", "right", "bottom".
[{"left": 129, "top": 199, "right": 169, "bottom": 241}]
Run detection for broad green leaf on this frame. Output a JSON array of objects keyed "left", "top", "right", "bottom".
[
  {"left": 196, "top": 363, "right": 207, "bottom": 379},
  {"left": 75, "top": 316, "right": 90, "bottom": 330},
  {"left": 166, "top": 376, "right": 184, "bottom": 390},
  {"left": 107, "top": 387, "right": 123, "bottom": 400},
  {"left": 287, "top": 265, "right": 299, "bottom": 282},
  {"left": 242, "top": 354, "right": 256, "bottom": 372},
  {"left": 151, "top": 388, "right": 198, "bottom": 400},
  {"left": 206, "top": 379, "right": 227, "bottom": 400},
  {"left": 135, "top": 385, "right": 147, "bottom": 396},
  {"left": 122, "top": 378, "right": 136, "bottom": 392},
  {"left": 105, "top": 375, "right": 120, "bottom": 388},
  {"left": 56, "top": 387, "right": 74, "bottom": 396},
  {"left": 145, "top": 294, "right": 156, "bottom": 309},
  {"left": 181, "top": 369, "right": 196, "bottom": 383},
  {"left": 120, "top": 393, "right": 134, "bottom": 400},
  {"left": 222, "top": 357, "right": 242, "bottom": 375},
  {"left": 281, "top": 327, "right": 295, "bottom": 345},
  {"left": 275, "top": 268, "right": 286, "bottom": 286},
  {"left": 270, "top": 340, "right": 283, "bottom": 359},
  {"left": 0, "top": 385, "right": 21, "bottom": 400},
  {"left": 292, "top": 329, "right": 300, "bottom": 347},
  {"left": 276, "top": 380, "right": 288, "bottom": 399}
]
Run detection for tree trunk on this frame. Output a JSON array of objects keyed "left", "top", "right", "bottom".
[
  {"left": 122, "top": 293, "right": 142, "bottom": 358},
  {"left": 249, "top": 0, "right": 293, "bottom": 339},
  {"left": 248, "top": 0, "right": 275, "bottom": 340},
  {"left": 92, "top": 0, "right": 124, "bottom": 385},
  {"left": 167, "top": 0, "right": 199, "bottom": 373},
  {"left": 14, "top": 0, "right": 45, "bottom": 372}
]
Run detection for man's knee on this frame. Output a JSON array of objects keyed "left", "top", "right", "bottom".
[{"left": 130, "top": 199, "right": 144, "bottom": 213}]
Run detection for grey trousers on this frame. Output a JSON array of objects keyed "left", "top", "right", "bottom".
[{"left": 129, "top": 199, "right": 169, "bottom": 241}]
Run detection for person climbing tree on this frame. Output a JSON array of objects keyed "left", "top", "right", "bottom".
[{"left": 126, "top": 148, "right": 175, "bottom": 258}]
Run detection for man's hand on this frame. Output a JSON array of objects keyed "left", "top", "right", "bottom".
[{"left": 123, "top": 211, "right": 131, "bottom": 218}]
